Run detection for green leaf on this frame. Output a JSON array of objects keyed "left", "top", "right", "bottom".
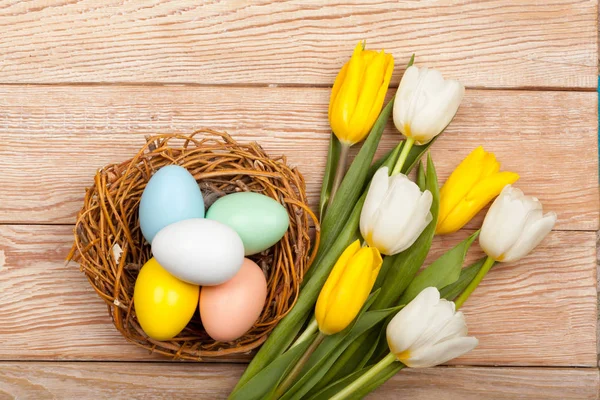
[
  {"left": 280, "top": 305, "right": 404, "bottom": 400},
  {"left": 345, "top": 362, "right": 404, "bottom": 399},
  {"left": 440, "top": 256, "right": 487, "bottom": 301},
  {"left": 308, "top": 327, "right": 380, "bottom": 396},
  {"left": 416, "top": 161, "right": 426, "bottom": 191},
  {"left": 399, "top": 231, "right": 480, "bottom": 305},
  {"left": 307, "top": 362, "right": 404, "bottom": 400},
  {"left": 370, "top": 153, "right": 440, "bottom": 311},
  {"left": 319, "top": 133, "right": 342, "bottom": 220},
  {"left": 229, "top": 337, "right": 313, "bottom": 400}
]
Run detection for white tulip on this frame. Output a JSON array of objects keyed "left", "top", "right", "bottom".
[
  {"left": 480, "top": 185, "right": 556, "bottom": 263},
  {"left": 386, "top": 287, "right": 478, "bottom": 368},
  {"left": 393, "top": 66, "right": 465, "bottom": 145},
  {"left": 360, "top": 167, "right": 433, "bottom": 255}
]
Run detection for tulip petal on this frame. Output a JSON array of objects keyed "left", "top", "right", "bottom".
[
  {"left": 360, "top": 167, "right": 390, "bottom": 243},
  {"left": 428, "top": 311, "right": 469, "bottom": 344},
  {"left": 329, "top": 62, "right": 349, "bottom": 120},
  {"left": 370, "top": 174, "right": 423, "bottom": 254},
  {"left": 388, "top": 189, "right": 433, "bottom": 255},
  {"left": 410, "top": 299, "right": 456, "bottom": 350},
  {"left": 320, "top": 246, "right": 380, "bottom": 335},
  {"left": 365, "top": 53, "right": 394, "bottom": 137},
  {"left": 386, "top": 287, "right": 440, "bottom": 355},
  {"left": 480, "top": 185, "right": 536, "bottom": 260},
  {"left": 502, "top": 211, "right": 556, "bottom": 263},
  {"left": 402, "top": 336, "right": 478, "bottom": 368},
  {"left": 410, "top": 78, "right": 464, "bottom": 145},
  {"left": 393, "top": 66, "right": 421, "bottom": 137},
  {"left": 315, "top": 240, "right": 361, "bottom": 332},
  {"left": 438, "top": 146, "right": 487, "bottom": 230},
  {"left": 349, "top": 51, "right": 386, "bottom": 141}
]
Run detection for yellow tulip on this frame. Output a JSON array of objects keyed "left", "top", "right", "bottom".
[
  {"left": 436, "top": 146, "right": 519, "bottom": 235},
  {"left": 315, "top": 240, "right": 383, "bottom": 335},
  {"left": 329, "top": 42, "right": 394, "bottom": 146}
]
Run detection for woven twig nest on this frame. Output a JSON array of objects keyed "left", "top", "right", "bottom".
[{"left": 67, "top": 129, "right": 319, "bottom": 360}]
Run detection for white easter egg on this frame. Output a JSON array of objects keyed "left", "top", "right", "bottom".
[{"left": 151, "top": 218, "right": 244, "bottom": 286}]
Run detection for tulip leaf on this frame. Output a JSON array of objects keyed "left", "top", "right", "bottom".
[
  {"left": 279, "top": 304, "right": 404, "bottom": 400},
  {"left": 416, "top": 160, "right": 426, "bottom": 191},
  {"left": 370, "top": 153, "right": 440, "bottom": 310},
  {"left": 307, "top": 324, "right": 384, "bottom": 397},
  {"left": 440, "top": 256, "right": 487, "bottom": 301},
  {"left": 228, "top": 337, "right": 314, "bottom": 400},
  {"left": 398, "top": 231, "right": 480, "bottom": 305},
  {"left": 319, "top": 133, "right": 342, "bottom": 220},
  {"left": 307, "top": 361, "right": 404, "bottom": 400}
]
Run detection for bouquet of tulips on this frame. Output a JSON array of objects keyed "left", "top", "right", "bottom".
[{"left": 229, "top": 42, "right": 557, "bottom": 400}]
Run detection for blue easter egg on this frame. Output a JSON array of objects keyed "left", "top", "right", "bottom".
[{"left": 139, "top": 165, "right": 205, "bottom": 243}]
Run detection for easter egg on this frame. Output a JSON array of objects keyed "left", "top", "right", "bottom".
[
  {"left": 200, "top": 258, "right": 267, "bottom": 342},
  {"left": 151, "top": 218, "right": 244, "bottom": 285},
  {"left": 139, "top": 165, "right": 205, "bottom": 243},
  {"left": 206, "top": 192, "right": 289, "bottom": 256},
  {"left": 133, "top": 258, "right": 199, "bottom": 341}
]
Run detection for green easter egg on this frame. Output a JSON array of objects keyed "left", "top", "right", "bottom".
[{"left": 206, "top": 192, "right": 290, "bottom": 256}]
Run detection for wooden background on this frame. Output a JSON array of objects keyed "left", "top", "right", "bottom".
[{"left": 0, "top": 1, "right": 598, "bottom": 398}]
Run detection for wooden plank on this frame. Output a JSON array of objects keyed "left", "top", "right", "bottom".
[
  {"left": 0, "top": 86, "right": 596, "bottom": 229},
  {"left": 0, "top": 225, "right": 595, "bottom": 366},
  {"left": 0, "top": 362, "right": 597, "bottom": 400},
  {"left": 0, "top": 0, "right": 596, "bottom": 88}
]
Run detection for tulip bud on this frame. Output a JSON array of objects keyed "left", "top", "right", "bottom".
[
  {"left": 329, "top": 42, "right": 394, "bottom": 145},
  {"left": 480, "top": 185, "right": 556, "bottom": 263},
  {"left": 315, "top": 240, "right": 382, "bottom": 335},
  {"left": 436, "top": 146, "right": 519, "bottom": 235},
  {"left": 360, "top": 167, "right": 433, "bottom": 255},
  {"left": 386, "top": 287, "right": 478, "bottom": 368},
  {"left": 393, "top": 66, "right": 464, "bottom": 145}
]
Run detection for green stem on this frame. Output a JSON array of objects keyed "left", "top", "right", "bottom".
[
  {"left": 327, "top": 143, "right": 351, "bottom": 209},
  {"left": 273, "top": 332, "right": 326, "bottom": 399},
  {"left": 454, "top": 255, "right": 495, "bottom": 309},
  {"left": 289, "top": 318, "right": 318, "bottom": 349},
  {"left": 391, "top": 137, "right": 415, "bottom": 175},
  {"left": 329, "top": 352, "right": 398, "bottom": 400}
]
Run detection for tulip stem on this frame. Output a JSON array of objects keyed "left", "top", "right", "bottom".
[
  {"left": 290, "top": 318, "right": 318, "bottom": 349},
  {"left": 328, "top": 143, "right": 351, "bottom": 209},
  {"left": 454, "top": 256, "right": 496, "bottom": 309},
  {"left": 330, "top": 352, "right": 399, "bottom": 400},
  {"left": 391, "top": 137, "right": 415, "bottom": 175},
  {"left": 273, "top": 332, "right": 326, "bottom": 398}
]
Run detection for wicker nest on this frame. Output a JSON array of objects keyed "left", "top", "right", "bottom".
[{"left": 67, "top": 130, "right": 319, "bottom": 360}]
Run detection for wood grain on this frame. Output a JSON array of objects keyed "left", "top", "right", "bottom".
[
  {"left": 0, "top": 225, "right": 595, "bottom": 366},
  {"left": 0, "top": 86, "right": 596, "bottom": 229},
  {"left": 0, "top": 362, "right": 597, "bottom": 400},
  {"left": 0, "top": 0, "right": 596, "bottom": 88}
]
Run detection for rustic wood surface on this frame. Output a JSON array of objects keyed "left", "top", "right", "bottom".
[
  {"left": 0, "top": 363, "right": 598, "bottom": 400},
  {"left": 0, "top": 0, "right": 597, "bottom": 398}
]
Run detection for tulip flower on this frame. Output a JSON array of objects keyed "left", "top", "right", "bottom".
[
  {"left": 316, "top": 240, "right": 383, "bottom": 335},
  {"left": 436, "top": 146, "right": 520, "bottom": 235},
  {"left": 329, "top": 287, "right": 477, "bottom": 400},
  {"left": 454, "top": 185, "right": 556, "bottom": 309},
  {"left": 391, "top": 66, "right": 464, "bottom": 175},
  {"left": 480, "top": 185, "right": 556, "bottom": 263},
  {"left": 386, "top": 287, "right": 478, "bottom": 367},
  {"left": 360, "top": 166, "right": 433, "bottom": 256},
  {"left": 329, "top": 42, "right": 394, "bottom": 146},
  {"left": 326, "top": 42, "right": 394, "bottom": 207}
]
